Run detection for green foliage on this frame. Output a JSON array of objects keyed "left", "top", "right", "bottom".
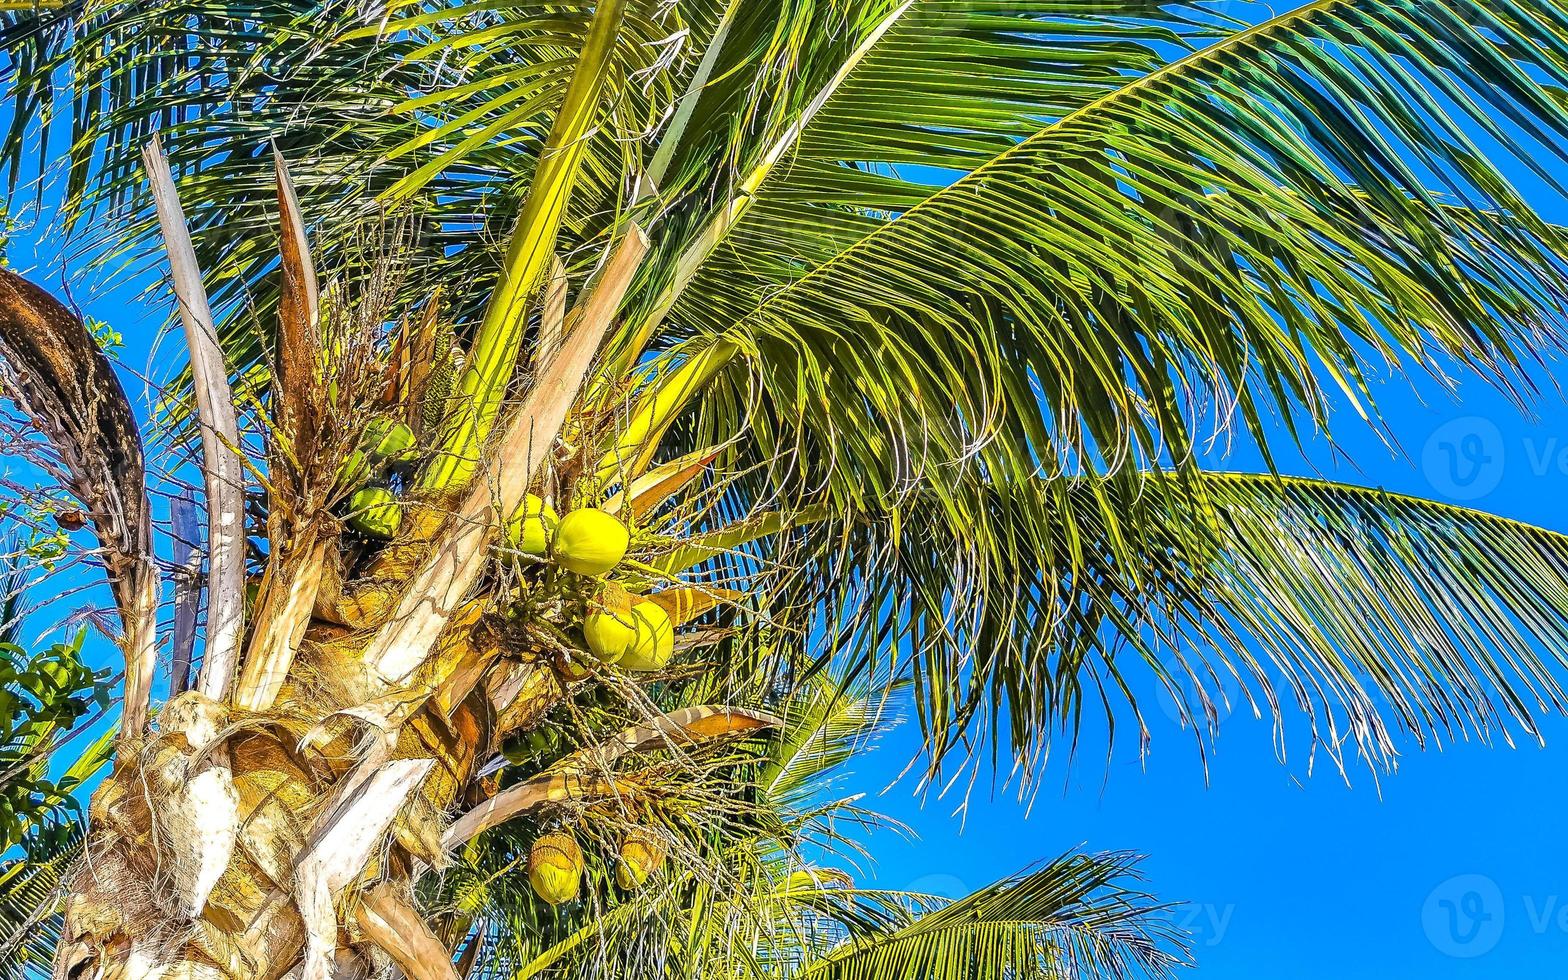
[
  {"left": 0, "top": 631, "right": 109, "bottom": 854},
  {"left": 800, "top": 853, "right": 1180, "bottom": 980},
  {"left": 85, "top": 317, "right": 122, "bottom": 354},
  {"left": 0, "top": 540, "right": 111, "bottom": 976}
]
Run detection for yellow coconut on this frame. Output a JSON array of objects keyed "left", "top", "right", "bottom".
[
  {"left": 617, "top": 602, "right": 675, "bottom": 673},
  {"left": 616, "top": 829, "right": 668, "bottom": 890},
  {"left": 552, "top": 508, "right": 630, "bottom": 576},
  {"left": 528, "top": 832, "right": 584, "bottom": 905},
  {"left": 505, "top": 493, "right": 559, "bottom": 556},
  {"left": 583, "top": 609, "right": 635, "bottom": 665},
  {"left": 583, "top": 586, "right": 636, "bottom": 665}
]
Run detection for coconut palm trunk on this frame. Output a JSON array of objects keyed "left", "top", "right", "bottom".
[
  {"left": 18, "top": 11, "right": 724, "bottom": 974},
  {"left": 32, "top": 175, "right": 714, "bottom": 977}
]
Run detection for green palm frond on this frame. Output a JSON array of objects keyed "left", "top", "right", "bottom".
[
  {"left": 357, "top": 1, "right": 687, "bottom": 207},
  {"left": 0, "top": 821, "right": 84, "bottom": 978},
  {"left": 0, "top": 532, "right": 26, "bottom": 648},
  {"left": 675, "top": 0, "right": 1568, "bottom": 489},
  {"left": 800, "top": 851, "right": 1182, "bottom": 980},
  {"left": 875, "top": 469, "right": 1568, "bottom": 779},
  {"left": 766, "top": 2, "right": 1223, "bottom": 168},
  {"left": 761, "top": 669, "right": 901, "bottom": 813},
  {"left": 635, "top": 0, "right": 1231, "bottom": 306}
]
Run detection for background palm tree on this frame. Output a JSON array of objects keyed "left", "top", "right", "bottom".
[
  {"left": 0, "top": 0, "right": 1567, "bottom": 975},
  {"left": 432, "top": 672, "right": 1180, "bottom": 979},
  {"left": 0, "top": 536, "right": 112, "bottom": 976}
]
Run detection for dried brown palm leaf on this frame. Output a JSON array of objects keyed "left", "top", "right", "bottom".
[
  {"left": 444, "top": 705, "right": 780, "bottom": 846},
  {"left": 0, "top": 268, "right": 156, "bottom": 735},
  {"left": 533, "top": 256, "right": 569, "bottom": 368},
  {"left": 355, "top": 884, "right": 460, "bottom": 980},
  {"left": 272, "top": 145, "right": 324, "bottom": 484}
]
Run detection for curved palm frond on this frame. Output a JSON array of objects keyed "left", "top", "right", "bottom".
[
  {"left": 800, "top": 851, "right": 1182, "bottom": 980},
  {"left": 872, "top": 468, "right": 1568, "bottom": 780},
  {"left": 636, "top": 0, "right": 1233, "bottom": 307},
  {"left": 0, "top": 824, "right": 82, "bottom": 978},
  {"left": 17, "top": 0, "right": 1568, "bottom": 492},
  {"left": 760, "top": 669, "right": 902, "bottom": 813},
  {"left": 674, "top": 0, "right": 1568, "bottom": 493}
]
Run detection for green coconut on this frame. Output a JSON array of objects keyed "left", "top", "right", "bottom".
[
  {"left": 505, "top": 493, "right": 560, "bottom": 556},
  {"left": 347, "top": 486, "right": 402, "bottom": 539},
  {"left": 336, "top": 417, "right": 418, "bottom": 489},
  {"left": 555, "top": 649, "right": 594, "bottom": 682},
  {"left": 528, "top": 832, "right": 584, "bottom": 905},
  {"left": 365, "top": 417, "right": 417, "bottom": 459},
  {"left": 552, "top": 508, "right": 630, "bottom": 576},
  {"left": 617, "top": 601, "right": 676, "bottom": 673},
  {"left": 616, "top": 829, "right": 667, "bottom": 890}
]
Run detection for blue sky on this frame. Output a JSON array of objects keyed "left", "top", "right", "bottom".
[{"left": 8, "top": 13, "right": 1568, "bottom": 978}]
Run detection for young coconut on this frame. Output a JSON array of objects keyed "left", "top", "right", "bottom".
[
  {"left": 528, "top": 832, "right": 584, "bottom": 905},
  {"left": 616, "top": 829, "right": 668, "bottom": 890},
  {"left": 617, "top": 601, "right": 675, "bottom": 673},
  {"left": 365, "top": 416, "right": 417, "bottom": 459},
  {"left": 582, "top": 585, "right": 636, "bottom": 665},
  {"left": 504, "top": 493, "right": 559, "bottom": 556},
  {"left": 553, "top": 507, "right": 629, "bottom": 576},
  {"left": 347, "top": 486, "right": 402, "bottom": 540},
  {"left": 335, "top": 416, "right": 417, "bottom": 490},
  {"left": 554, "top": 649, "right": 594, "bottom": 682}
]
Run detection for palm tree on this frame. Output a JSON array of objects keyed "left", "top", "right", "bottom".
[{"left": 1, "top": 0, "right": 1568, "bottom": 975}]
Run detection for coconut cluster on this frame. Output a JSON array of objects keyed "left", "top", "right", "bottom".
[
  {"left": 526, "top": 827, "right": 669, "bottom": 905},
  {"left": 498, "top": 497, "right": 676, "bottom": 675},
  {"left": 336, "top": 413, "right": 683, "bottom": 677},
  {"left": 340, "top": 417, "right": 418, "bottom": 539}
]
